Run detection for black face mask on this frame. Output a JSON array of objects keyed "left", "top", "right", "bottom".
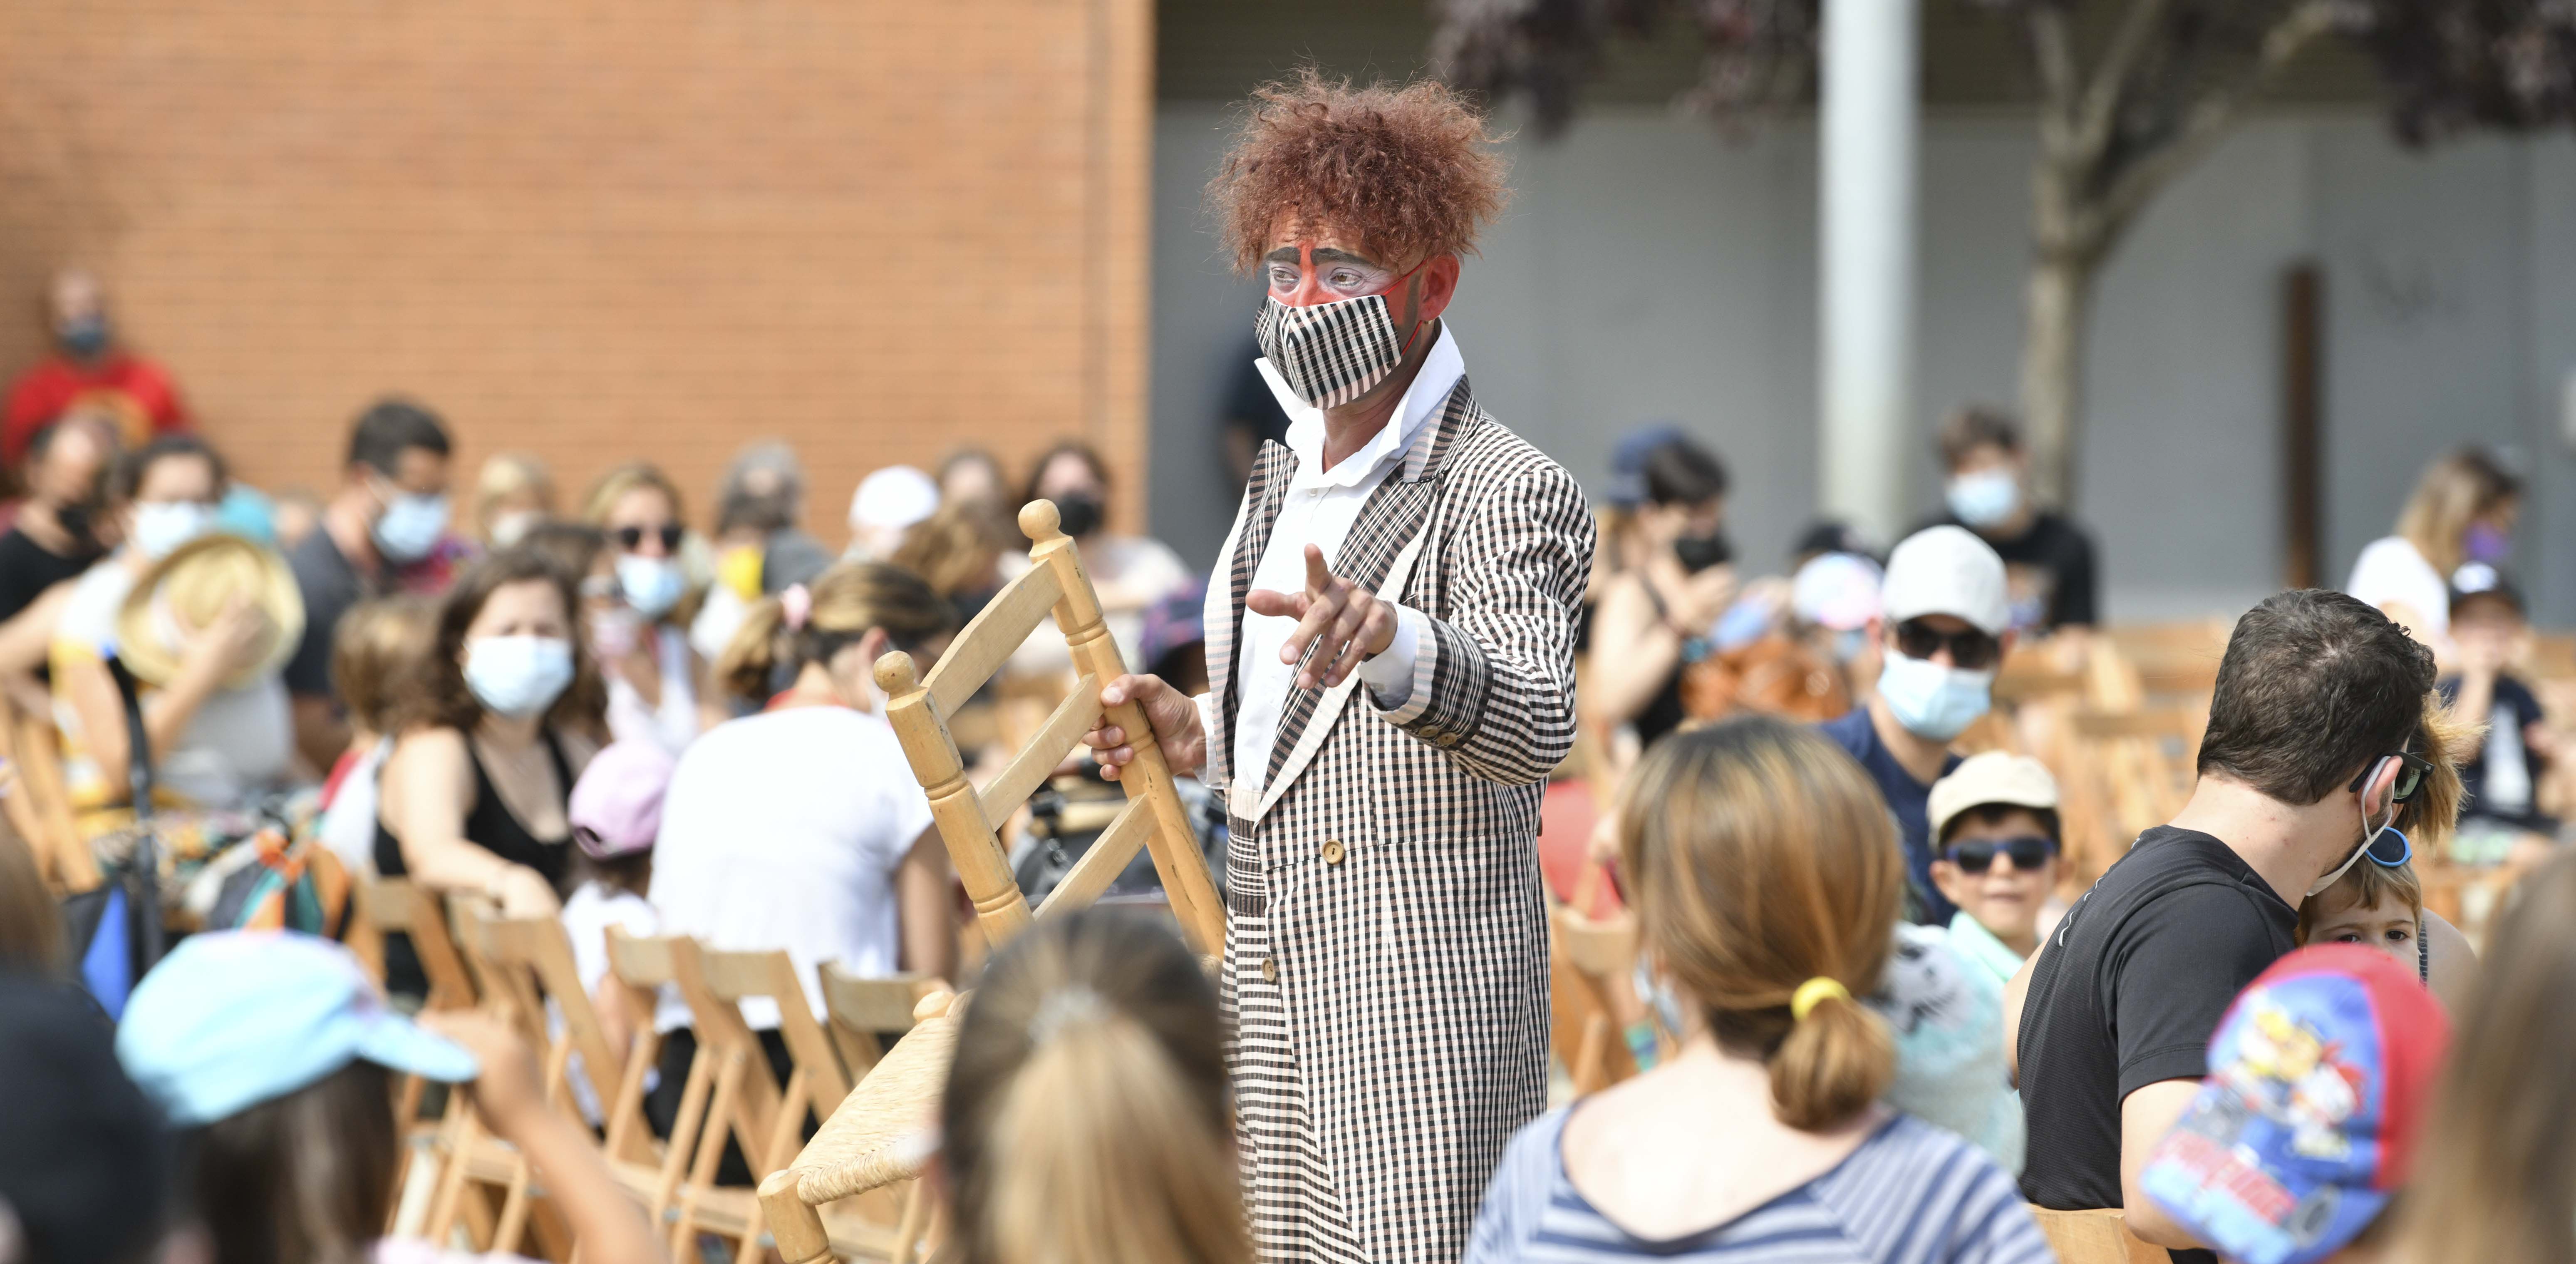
[
  {"left": 54, "top": 502, "right": 98, "bottom": 549},
  {"left": 1052, "top": 493, "right": 1104, "bottom": 539},
  {"left": 1673, "top": 531, "right": 1732, "bottom": 574}
]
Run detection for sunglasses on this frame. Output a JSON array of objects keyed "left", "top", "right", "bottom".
[
  {"left": 1942, "top": 835, "right": 2056, "bottom": 874},
  {"left": 614, "top": 524, "right": 684, "bottom": 553},
  {"left": 2347, "top": 751, "right": 2433, "bottom": 804},
  {"left": 1894, "top": 619, "right": 2001, "bottom": 670}
]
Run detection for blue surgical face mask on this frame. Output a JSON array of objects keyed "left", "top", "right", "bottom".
[
  {"left": 615, "top": 554, "right": 686, "bottom": 619},
  {"left": 462, "top": 635, "right": 575, "bottom": 720},
  {"left": 1877, "top": 651, "right": 1994, "bottom": 741},
  {"left": 1945, "top": 470, "right": 2021, "bottom": 529},
  {"left": 131, "top": 501, "right": 215, "bottom": 560},
  {"left": 2464, "top": 521, "right": 2512, "bottom": 565},
  {"left": 1631, "top": 957, "right": 1691, "bottom": 1041},
  {"left": 372, "top": 492, "right": 450, "bottom": 564},
  {"left": 58, "top": 314, "right": 111, "bottom": 360}
]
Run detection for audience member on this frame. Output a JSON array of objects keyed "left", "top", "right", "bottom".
[
  {"left": 2, "top": 268, "right": 190, "bottom": 469},
  {"left": 943, "top": 910, "right": 1250, "bottom": 1264},
  {"left": 647, "top": 561, "right": 957, "bottom": 1122},
  {"left": 1922, "top": 407, "right": 2098, "bottom": 632},
  {"left": 1819, "top": 526, "right": 2013, "bottom": 924},
  {"left": 376, "top": 549, "right": 604, "bottom": 995},
  {"left": 51, "top": 436, "right": 295, "bottom": 820},
  {"left": 2347, "top": 445, "right": 2519, "bottom": 648},
  {"left": 1583, "top": 434, "right": 1737, "bottom": 750},
  {"left": 284, "top": 398, "right": 456, "bottom": 772},
  {"left": 936, "top": 447, "right": 1008, "bottom": 508},
  {"left": 2140, "top": 944, "right": 2448, "bottom": 1264},
  {"left": 582, "top": 463, "right": 713, "bottom": 754},
  {"left": 692, "top": 442, "right": 833, "bottom": 663},
  {"left": 0, "top": 829, "right": 66, "bottom": 978},
  {"left": 0, "top": 417, "right": 112, "bottom": 628},
  {"left": 888, "top": 497, "right": 1012, "bottom": 623},
  {"left": 1926, "top": 752, "right": 2064, "bottom": 984},
  {"left": 1009, "top": 440, "right": 1189, "bottom": 674},
  {"left": 2012, "top": 589, "right": 2467, "bottom": 1259},
  {"left": 561, "top": 738, "right": 671, "bottom": 1125},
  {"left": 2296, "top": 854, "right": 2423, "bottom": 974},
  {"left": 1789, "top": 549, "right": 1885, "bottom": 706},
  {"left": 0, "top": 974, "right": 172, "bottom": 1264},
  {"left": 845, "top": 464, "right": 940, "bottom": 562},
  {"left": 2393, "top": 849, "right": 2576, "bottom": 1264},
  {"left": 115, "top": 931, "right": 666, "bottom": 1264},
  {"left": 2439, "top": 563, "right": 2557, "bottom": 862},
  {"left": 1469, "top": 718, "right": 2050, "bottom": 1262},
  {"left": 313, "top": 596, "right": 439, "bottom": 877},
  {"left": 471, "top": 451, "right": 557, "bottom": 548},
  {"left": 266, "top": 486, "right": 325, "bottom": 553}
]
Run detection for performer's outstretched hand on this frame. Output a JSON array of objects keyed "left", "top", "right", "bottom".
[
  {"left": 1086, "top": 673, "right": 1207, "bottom": 781},
  {"left": 1249, "top": 544, "right": 1396, "bottom": 690}
]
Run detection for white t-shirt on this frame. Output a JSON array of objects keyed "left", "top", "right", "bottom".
[
  {"left": 606, "top": 624, "right": 701, "bottom": 755},
  {"left": 647, "top": 705, "right": 934, "bottom": 1032},
  {"left": 2346, "top": 535, "right": 2451, "bottom": 644}
]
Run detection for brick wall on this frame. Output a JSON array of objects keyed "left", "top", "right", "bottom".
[{"left": 0, "top": 0, "right": 1154, "bottom": 540}]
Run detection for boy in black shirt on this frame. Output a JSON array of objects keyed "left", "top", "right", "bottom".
[
  {"left": 1921, "top": 406, "right": 2100, "bottom": 632},
  {"left": 2008, "top": 589, "right": 2468, "bottom": 1261}
]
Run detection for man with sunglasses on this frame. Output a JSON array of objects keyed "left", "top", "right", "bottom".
[
  {"left": 285, "top": 396, "right": 454, "bottom": 771},
  {"left": 2010, "top": 589, "right": 2464, "bottom": 1263},
  {"left": 1819, "top": 524, "right": 2015, "bottom": 925}
]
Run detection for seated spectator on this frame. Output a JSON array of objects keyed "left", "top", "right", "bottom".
[
  {"left": 2012, "top": 589, "right": 2473, "bottom": 1259},
  {"left": 1007, "top": 440, "right": 1190, "bottom": 675},
  {"left": 2140, "top": 944, "right": 2449, "bottom": 1264},
  {"left": 0, "top": 974, "right": 173, "bottom": 1264},
  {"left": 377, "top": 549, "right": 604, "bottom": 991},
  {"left": 0, "top": 415, "right": 112, "bottom": 629},
  {"left": 2347, "top": 446, "right": 2519, "bottom": 649},
  {"left": 2296, "top": 852, "right": 2424, "bottom": 973},
  {"left": 845, "top": 464, "right": 940, "bottom": 562},
  {"left": 942, "top": 910, "right": 1250, "bottom": 1264},
  {"left": 115, "top": 932, "right": 665, "bottom": 1264},
  {"left": 1582, "top": 434, "right": 1737, "bottom": 752},
  {"left": 1927, "top": 752, "right": 2064, "bottom": 983},
  {"left": 692, "top": 442, "right": 833, "bottom": 664},
  {"left": 1789, "top": 549, "right": 1884, "bottom": 708},
  {"left": 2392, "top": 849, "right": 2576, "bottom": 1264},
  {"left": 936, "top": 446, "right": 1008, "bottom": 509},
  {"left": 51, "top": 436, "right": 295, "bottom": 823},
  {"left": 1, "top": 268, "right": 189, "bottom": 469},
  {"left": 471, "top": 451, "right": 557, "bottom": 547},
  {"left": 561, "top": 738, "right": 671, "bottom": 1126},
  {"left": 1469, "top": 718, "right": 2050, "bottom": 1262},
  {"left": 1820, "top": 526, "right": 2014, "bottom": 924},
  {"left": 267, "top": 485, "right": 325, "bottom": 552},
  {"left": 284, "top": 398, "right": 456, "bottom": 772},
  {"left": 647, "top": 561, "right": 957, "bottom": 1125},
  {"left": 583, "top": 463, "right": 714, "bottom": 753},
  {"left": 1921, "top": 407, "right": 2098, "bottom": 633},
  {"left": 312, "top": 595, "right": 439, "bottom": 876},
  {"left": 890, "top": 497, "right": 1014, "bottom": 624},
  {"left": 2440, "top": 564, "right": 2557, "bottom": 864}
]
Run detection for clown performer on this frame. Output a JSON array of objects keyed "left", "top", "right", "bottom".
[{"left": 1084, "top": 73, "right": 1594, "bottom": 1264}]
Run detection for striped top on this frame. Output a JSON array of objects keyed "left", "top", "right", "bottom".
[{"left": 1467, "top": 1110, "right": 2056, "bottom": 1264}]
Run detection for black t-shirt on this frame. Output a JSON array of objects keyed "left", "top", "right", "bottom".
[
  {"left": 1925, "top": 509, "right": 2099, "bottom": 629},
  {"left": 284, "top": 528, "right": 379, "bottom": 700},
  {"left": 2017, "top": 826, "right": 2297, "bottom": 1264},
  {"left": 0, "top": 525, "right": 100, "bottom": 626},
  {"left": 2441, "top": 672, "right": 2556, "bottom": 832}
]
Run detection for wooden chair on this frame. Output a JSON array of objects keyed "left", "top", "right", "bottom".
[
  {"left": 600, "top": 929, "right": 740, "bottom": 1244},
  {"left": 2026, "top": 1206, "right": 2172, "bottom": 1264},
  {"left": 758, "top": 499, "right": 1229, "bottom": 1262},
  {"left": 353, "top": 878, "right": 484, "bottom": 1239},
  {"left": 1548, "top": 863, "right": 1649, "bottom": 1095},
  {"left": 819, "top": 964, "right": 937, "bottom": 1081}
]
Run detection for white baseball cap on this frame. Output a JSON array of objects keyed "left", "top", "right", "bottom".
[
  {"left": 1880, "top": 525, "right": 2010, "bottom": 637},
  {"left": 1928, "top": 752, "right": 2060, "bottom": 843},
  {"left": 848, "top": 465, "right": 940, "bottom": 534}
]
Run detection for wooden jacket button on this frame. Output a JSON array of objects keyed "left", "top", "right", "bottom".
[
  {"left": 1261, "top": 957, "right": 1278, "bottom": 983},
  {"left": 1321, "top": 839, "right": 1345, "bottom": 866}
]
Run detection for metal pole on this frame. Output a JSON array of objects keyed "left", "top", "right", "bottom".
[{"left": 1818, "top": 0, "right": 1921, "bottom": 544}]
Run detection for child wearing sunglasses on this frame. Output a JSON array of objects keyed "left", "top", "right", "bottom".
[{"left": 1926, "top": 752, "right": 2064, "bottom": 985}]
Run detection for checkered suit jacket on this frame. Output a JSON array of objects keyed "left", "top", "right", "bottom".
[{"left": 1206, "top": 374, "right": 1596, "bottom": 1264}]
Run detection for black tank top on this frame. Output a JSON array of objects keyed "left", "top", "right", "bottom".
[
  {"left": 1631, "top": 581, "right": 1692, "bottom": 749},
  {"left": 373, "top": 730, "right": 575, "bottom": 998}
]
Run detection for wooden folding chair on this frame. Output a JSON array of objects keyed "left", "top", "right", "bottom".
[
  {"left": 1548, "top": 862, "right": 1651, "bottom": 1095},
  {"left": 2026, "top": 1206, "right": 2171, "bottom": 1264},
  {"left": 758, "top": 499, "right": 1229, "bottom": 1262},
  {"left": 421, "top": 906, "right": 592, "bottom": 1262},
  {"left": 819, "top": 964, "right": 937, "bottom": 1082},
  {"left": 600, "top": 928, "right": 739, "bottom": 1244},
  {"left": 353, "top": 877, "right": 486, "bottom": 1239}
]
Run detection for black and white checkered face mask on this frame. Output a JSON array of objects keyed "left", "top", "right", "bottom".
[{"left": 1254, "top": 292, "right": 1411, "bottom": 410}]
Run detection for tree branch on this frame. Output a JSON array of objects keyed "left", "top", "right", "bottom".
[
  {"left": 2073, "top": 0, "right": 2171, "bottom": 159},
  {"left": 2087, "top": 0, "right": 2337, "bottom": 253},
  {"left": 2027, "top": 5, "right": 2081, "bottom": 153}
]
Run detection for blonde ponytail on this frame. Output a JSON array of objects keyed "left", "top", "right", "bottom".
[
  {"left": 712, "top": 561, "right": 953, "bottom": 704},
  {"left": 1620, "top": 717, "right": 1905, "bottom": 1134},
  {"left": 714, "top": 592, "right": 791, "bottom": 702}
]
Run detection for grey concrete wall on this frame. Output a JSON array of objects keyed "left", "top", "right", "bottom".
[{"left": 1148, "top": 104, "right": 2576, "bottom": 626}]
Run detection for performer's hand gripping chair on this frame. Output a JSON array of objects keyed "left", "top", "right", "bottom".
[{"left": 756, "top": 500, "right": 1228, "bottom": 1264}]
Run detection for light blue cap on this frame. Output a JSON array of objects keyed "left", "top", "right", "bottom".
[{"left": 114, "top": 931, "right": 480, "bottom": 1127}]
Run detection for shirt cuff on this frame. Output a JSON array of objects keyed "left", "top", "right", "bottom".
[{"left": 1360, "top": 606, "right": 1428, "bottom": 710}]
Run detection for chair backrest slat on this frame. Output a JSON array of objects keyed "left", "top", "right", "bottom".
[
  {"left": 699, "top": 945, "right": 854, "bottom": 1113},
  {"left": 977, "top": 672, "right": 1099, "bottom": 832},
  {"left": 923, "top": 563, "right": 1064, "bottom": 719}
]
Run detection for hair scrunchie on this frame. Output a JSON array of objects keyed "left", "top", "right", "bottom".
[
  {"left": 781, "top": 583, "right": 813, "bottom": 632},
  {"left": 1790, "top": 976, "right": 1851, "bottom": 1022}
]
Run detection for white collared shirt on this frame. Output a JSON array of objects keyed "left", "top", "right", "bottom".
[{"left": 1201, "top": 324, "right": 1463, "bottom": 809}]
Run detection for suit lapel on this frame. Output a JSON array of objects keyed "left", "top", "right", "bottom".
[{"left": 1213, "top": 439, "right": 1297, "bottom": 790}]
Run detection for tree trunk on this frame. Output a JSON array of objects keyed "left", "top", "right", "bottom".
[{"left": 2019, "top": 250, "right": 2094, "bottom": 509}]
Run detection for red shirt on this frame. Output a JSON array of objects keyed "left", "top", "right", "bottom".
[{"left": 2, "top": 353, "right": 189, "bottom": 467}]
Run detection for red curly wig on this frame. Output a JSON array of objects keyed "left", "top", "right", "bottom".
[{"left": 1207, "top": 69, "right": 1510, "bottom": 274}]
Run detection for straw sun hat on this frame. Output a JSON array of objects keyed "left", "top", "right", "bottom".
[{"left": 114, "top": 533, "right": 305, "bottom": 690}]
